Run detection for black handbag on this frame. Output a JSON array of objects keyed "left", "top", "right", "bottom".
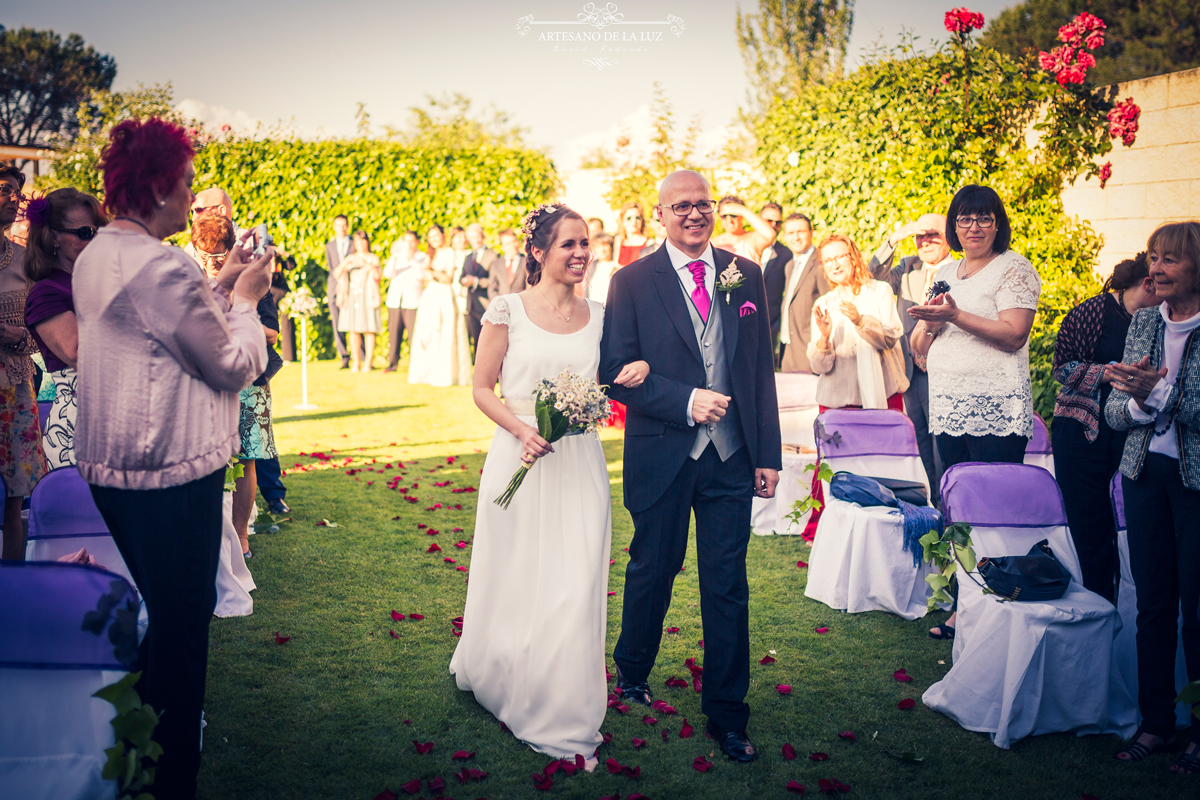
[{"left": 977, "top": 539, "right": 1072, "bottom": 602}]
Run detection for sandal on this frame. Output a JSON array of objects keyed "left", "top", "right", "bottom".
[
  {"left": 1115, "top": 728, "right": 1176, "bottom": 762},
  {"left": 928, "top": 624, "right": 955, "bottom": 640},
  {"left": 1169, "top": 745, "right": 1200, "bottom": 775}
]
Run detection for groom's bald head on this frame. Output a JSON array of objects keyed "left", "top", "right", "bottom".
[
  {"left": 658, "top": 170, "right": 711, "bottom": 207},
  {"left": 656, "top": 170, "right": 715, "bottom": 257}
]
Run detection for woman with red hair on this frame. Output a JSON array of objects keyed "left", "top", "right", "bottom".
[{"left": 72, "top": 117, "right": 275, "bottom": 799}]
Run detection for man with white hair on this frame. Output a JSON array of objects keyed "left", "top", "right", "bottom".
[
  {"left": 868, "top": 213, "right": 956, "bottom": 498},
  {"left": 459, "top": 222, "right": 501, "bottom": 358}
]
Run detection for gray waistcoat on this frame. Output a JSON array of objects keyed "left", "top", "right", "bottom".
[{"left": 679, "top": 282, "right": 746, "bottom": 461}]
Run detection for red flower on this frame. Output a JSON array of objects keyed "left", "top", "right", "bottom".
[
  {"left": 665, "top": 676, "right": 689, "bottom": 688},
  {"left": 693, "top": 755, "right": 716, "bottom": 772},
  {"left": 944, "top": 7, "right": 985, "bottom": 34},
  {"left": 451, "top": 750, "right": 474, "bottom": 760},
  {"left": 797, "top": 560, "right": 808, "bottom": 568},
  {"left": 605, "top": 757, "right": 623, "bottom": 774},
  {"left": 665, "top": 627, "right": 680, "bottom": 633},
  {"left": 894, "top": 668, "right": 913, "bottom": 682},
  {"left": 455, "top": 566, "right": 468, "bottom": 572},
  {"left": 898, "top": 698, "right": 917, "bottom": 710},
  {"left": 389, "top": 629, "right": 399, "bottom": 639},
  {"left": 603, "top": 731, "right": 613, "bottom": 743},
  {"left": 693, "top": 678, "right": 702, "bottom": 693},
  {"left": 838, "top": 731, "right": 857, "bottom": 741},
  {"left": 632, "top": 737, "right": 647, "bottom": 748},
  {"left": 810, "top": 752, "right": 830, "bottom": 762},
  {"left": 543, "top": 759, "right": 560, "bottom": 775},
  {"left": 444, "top": 557, "right": 456, "bottom": 564},
  {"left": 1098, "top": 161, "right": 1113, "bottom": 189},
  {"left": 412, "top": 740, "right": 433, "bottom": 754},
  {"left": 622, "top": 764, "right": 641, "bottom": 778},
  {"left": 427, "top": 776, "right": 445, "bottom": 792},
  {"left": 455, "top": 540, "right": 469, "bottom": 548},
  {"left": 776, "top": 684, "right": 793, "bottom": 694},
  {"left": 815, "top": 627, "right": 830, "bottom": 634},
  {"left": 787, "top": 780, "right": 807, "bottom": 794},
  {"left": 531, "top": 771, "right": 553, "bottom": 791},
  {"left": 1108, "top": 98, "right": 1140, "bottom": 146},
  {"left": 783, "top": 742, "right": 797, "bottom": 760},
  {"left": 680, "top": 719, "right": 694, "bottom": 738},
  {"left": 760, "top": 655, "right": 777, "bottom": 665},
  {"left": 400, "top": 778, "right": 421, "bottom": 795},
  {"left": 642, "top": 714, "right": 658, "bottom": 725},
  {"left": 426, "top": 543, "right": 442, "bottom": 553},
  {"left": 409, "top": 614, "right": 424, "bottom": 620},
  {"left": 274, "top": 631, "right": 290, "bottom": 644}
]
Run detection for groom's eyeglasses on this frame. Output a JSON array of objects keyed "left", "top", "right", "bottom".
[{"left": 666, "top": 200, "right": 716, "bottom": 216}]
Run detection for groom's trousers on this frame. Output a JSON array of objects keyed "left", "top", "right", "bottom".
[{"left": 613, "top": 443, "right": 754, "bottom": 734}]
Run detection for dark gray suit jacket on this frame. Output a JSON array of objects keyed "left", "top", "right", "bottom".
[{"left": 325, "top": 237, "right": 352, "bottom": 305}]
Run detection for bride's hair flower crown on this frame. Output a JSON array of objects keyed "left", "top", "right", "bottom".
[{"left": 520, "top": 203, "right": 563, "bottom": 251}]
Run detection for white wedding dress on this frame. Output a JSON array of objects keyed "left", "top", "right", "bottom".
[
  {"left": 408, "top": 248, "right": 472, "bottom": 387},
  {"left": 449, "top": 293, "right": 612, "bottom": 760}
]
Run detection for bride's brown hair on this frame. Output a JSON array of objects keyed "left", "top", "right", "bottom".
[{"left": 522, "top": 204, "right": 584, "bottom": 287}]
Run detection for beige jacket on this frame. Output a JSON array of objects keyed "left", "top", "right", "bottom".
[{"left": 73, "top": 228, "right": 266, "bottom": 489}]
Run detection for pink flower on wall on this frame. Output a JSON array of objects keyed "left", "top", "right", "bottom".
[
  {"left": 1039, "top": 12, "right": 1108, "bottom": 86},
  {"left": 1098, "top": 162, "right": 1113, "bottom": 189},
  {"left": 1108, "top": 98, "right": 1141, "bottom": 147}
]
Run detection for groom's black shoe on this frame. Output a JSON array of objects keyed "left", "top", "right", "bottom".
[
  {"left": 709, "top": 725, "right": 758, "bottom": 763},
  {"left": 615, "top": 667, "right": 653, "bottom": 707}
]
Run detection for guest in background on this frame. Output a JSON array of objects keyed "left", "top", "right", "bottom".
[
  {"left": 808, "top": 234, "right": 908, "bottom": 412},
  {"left": 779, "top": 213, "right": 827, "bottom": 372},
  {"left": 74, "top": 117, "right": 272, "bottom": 798},
  {"left": 588, "top": 233, "right": 618, "bottom": 303},
  {"left": 489, "top": 227, "right": 527, "bottom": 298},
  {"left": 24, "top": 188, "right": 107, "bottom": 468},
  {"left": 639, "top": 214, "right": 667, "bottom": 259},
  {"left": 334, "top": 231, "right": 382, "bottom": 373},
  {"left": 0, "top": 166, "right": 48, "bottom": 561},
  {"left": 868, "top": 213, "right": 957, "bottom": 497},
  {"left": 614, "top": 203, "right": 652, "bottom": 266},
  {"left": 1052, "top": 254, "right": 1157, "bottom": 602},
  {"left": 910, "top": 185, "right": 1040, "bottom": 641},
  {"left": 1106, "top": 222, "right": 1200, "bottom": 773},
  {"left": 460, "top": 222, "right": 500, "bottom": 356},
  {"left": 711, "top": 196, "right": 778, "bottom": 264},
  {"left": 587, "top": 217, "right": 605, "bottom": 242},
  {"left": 325, "top": 214, "right": 354, "bottom": 368},
  {"left": 383, "top": 230, "right": 427, "bottom": 372},
  {"left": 758, "top": 203, "right": 790, "bottom": 358},
  {"left": 409, "top": 224, "right": 472, "bottom": 386}
]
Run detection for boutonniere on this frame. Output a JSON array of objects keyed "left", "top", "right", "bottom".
[{"left": 716, "top": 264, "right": 746, "bottom": 303}]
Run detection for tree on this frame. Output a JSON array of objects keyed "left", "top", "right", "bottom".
[
  {"left": 736, "top": 0, "right": 855, "bottom": 112},
  {"left": 982, "top": 0, "right": 1200, "bottom": 84},
  {"left": 384, "top": 93, "right": 529, "bottom": 149},
  {"left": 0, "top": 26, "right": 116, "bottom": 146}
]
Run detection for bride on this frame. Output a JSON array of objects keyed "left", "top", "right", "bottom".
[
  {"left": 408, "top": 224, "right": 472, "bottom": 386},
  {"left": 449, "top": 204, "right": 648, "bottom": 765}
]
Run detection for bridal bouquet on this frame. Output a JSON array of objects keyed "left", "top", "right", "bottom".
[{"left": 494, "top": 368, "right": 612, "bottom": 510}]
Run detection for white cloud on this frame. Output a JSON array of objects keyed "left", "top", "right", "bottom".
[
  {"left": 174, "top": 98, "right": 328, "bottom": 139},
  {"left": 555, "top": 103, "right": 734, "bottom": 172}
]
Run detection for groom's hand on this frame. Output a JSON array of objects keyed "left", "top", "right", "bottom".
[
  {"left": 692, "top": 390, "right": 730, "bottom": 424},
  {"left": 754, "top": 468, "right": 780, "bottom": 498}
]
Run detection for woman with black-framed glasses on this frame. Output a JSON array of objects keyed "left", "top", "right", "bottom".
[{"left": 24, "top": 187, "right": 108, "bottom": 468}]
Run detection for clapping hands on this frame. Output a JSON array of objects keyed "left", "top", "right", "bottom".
[{"left": 1105, "top": 355, "right": 1168, "bottom": 409}]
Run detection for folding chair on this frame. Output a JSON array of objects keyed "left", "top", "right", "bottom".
[{"left": 1024, "top": 414, "right": 1054, "bottom": 476}]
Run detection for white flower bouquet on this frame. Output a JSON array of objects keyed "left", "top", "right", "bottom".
[
  {"left": 493, "top": 368, "right": 612, "bottom": 510},
  {"left": 278, "top": 284, "right": 320, "bottom": 318}
]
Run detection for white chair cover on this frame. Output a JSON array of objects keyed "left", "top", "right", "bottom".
[
  {"left": 214, "top": 493, "right": 256, "bottom": 618},
  {"left": 0, "top": 562, "right": 139, "bottom": 800},
  {"left": 1024, "top": 414, "right": 1055, "bottom": 476},
  {"left": 752, "top": 373, "right": 820, "bottom": 535},
  {"left": 1110, "top": 474, "right": 1191, "bottom": 728},
  {"left": 804, "top": 410, "right": 934, "bottom": 620},
  {"left": 923, "top": 463, "right": 1137, "bottom": 748}
]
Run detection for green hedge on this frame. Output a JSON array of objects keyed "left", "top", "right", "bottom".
[
  {"left": 752, "top": 39, "right": 1112, "bottom": 419},
  {"left": 191, "top": 139, "right": 558, "bottom": 360}
]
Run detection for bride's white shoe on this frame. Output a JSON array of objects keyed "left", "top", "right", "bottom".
[{"left": 582, "top": 754, "right": 599, "bottom": 773}]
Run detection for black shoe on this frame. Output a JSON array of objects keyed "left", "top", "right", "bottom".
[
  {"left": 267, "top": 499, "right": 290, "bottom": 515},
  {"left": 614, "top": 667, "right": 653, "bottom": 707},
  {"left": 710, "top": 727, "right": 757, "bottom": 763},
  {"left": 339, "top": 361, "right": 350, "bottom": 370}
]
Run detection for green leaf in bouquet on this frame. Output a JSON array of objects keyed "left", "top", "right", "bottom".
[{"left": 536, "top": 399, "right": 554, "bottom": 439}]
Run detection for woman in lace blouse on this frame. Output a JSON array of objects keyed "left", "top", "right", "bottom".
[{"left": 909, "top": 185, "right": 1041, "bottom": 640}]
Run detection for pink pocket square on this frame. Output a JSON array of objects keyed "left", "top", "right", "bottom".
[{"left": 739, "top": 301, "right": 757, "bottom": 317}]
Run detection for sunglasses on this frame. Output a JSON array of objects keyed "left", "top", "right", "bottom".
[
  {"left": 192, "top": 205, "right": 215, "bottom": 216},
  {"left": 53, "top": 226, "right": 98, "bottom": 241}
]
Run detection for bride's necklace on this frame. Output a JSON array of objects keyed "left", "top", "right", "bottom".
[{"left": 537, "top": 286, "right": 575, "bottom": 323}]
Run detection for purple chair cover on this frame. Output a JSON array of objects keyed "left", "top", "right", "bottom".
[
  {"left": 940, "top": 462, "right": 1067, "bottom": 528},
  {"left": 38, "top": 400, "right": 51, "bottom": 430},
  {"left": 28, "top": 466, "right": 109, "bottom": 540},
  {"left": 814, "top": 409, "right": 918, "bottom": 459},
  {"left": 0, "top": 562, "right": 137, "bottom": 670},
  {"left": 1026, "top": 415, "right": 1051, "bottom": 455},
  {"left": 1110, "top": 472, "right": 1125, "bottom": 530}
]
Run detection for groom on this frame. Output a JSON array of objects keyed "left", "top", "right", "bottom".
[{"left": 600, "top": 170, "right": 781, "bottom": 762}]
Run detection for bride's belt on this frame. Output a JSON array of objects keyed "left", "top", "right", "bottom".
[{"left": 503, "top": 398, "right": 588, "bottom": 436}]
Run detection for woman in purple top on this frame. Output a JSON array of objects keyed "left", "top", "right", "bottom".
[{"left": 24, "top": 187, "right": 107, "bottom": 468}]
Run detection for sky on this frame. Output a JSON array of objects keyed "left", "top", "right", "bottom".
[{"left": 12, "top": 0, "right": 1018, "bottom": 169}]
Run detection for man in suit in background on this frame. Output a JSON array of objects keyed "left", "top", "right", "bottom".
[
  {"left": 757, "top": 203, "right": 790, "bottom": 365},
  {"left": 488, "top": 228, "right": 527, "bottom": 298},
  {"left": 325, "top": 214, "right": 356, "bottom": 369},
  {"left": 778, "top": 213, "right": 827, "bottom": 372},
  {"left": 639, "top": 214, "right": 668, "bottom": 259},
  {"left": 460, "top": 222, "right": 501, "bottom": 357}
]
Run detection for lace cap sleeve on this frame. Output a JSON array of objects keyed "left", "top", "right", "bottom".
[
  {"left": 483, "top": 297, "right": 511, "bottom": 327},
  {"left": 995, "top": 253, "right": 1041, "bottom": 312}
]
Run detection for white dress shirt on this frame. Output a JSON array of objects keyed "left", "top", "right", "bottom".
[
  {"left": 779, "top": 246, "right": 815, "bottom": 345},
  {"left": 384, "top": 250, "right": 429, "bottom": 309},
  {"left": 664, "top": 239, "right": 716, "bottom": 426},
  {"left": 337, "top": 236, "right": 351, "bottom": 260}
]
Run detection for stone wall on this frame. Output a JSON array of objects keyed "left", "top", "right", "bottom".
[{"left": 1061, "top": 66, "right": 1200, "bottom": 274}]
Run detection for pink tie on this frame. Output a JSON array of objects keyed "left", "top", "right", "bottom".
[{"left": 688, "top": 260, "right": 710, "bottom": 323}]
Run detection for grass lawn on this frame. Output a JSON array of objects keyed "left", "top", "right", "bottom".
[{"left": 197, "top": 360, "right": 1190, "bottom": 800}]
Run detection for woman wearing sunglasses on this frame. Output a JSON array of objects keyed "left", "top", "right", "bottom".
[{"left": 24, "top": 187, "right": 107, "bottom": 468}]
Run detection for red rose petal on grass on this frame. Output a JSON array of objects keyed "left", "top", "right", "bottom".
[
  {"left": 838, "top": 731, "right": 857, "bottom": 741},
  {"left": 408, "top": 614, "right": 424, "bottom": 621},
  {"left": 455, "top": 768, "right": 470, "bottom": 784},
  {"left": 615, "top": 704, "right": 631, "bottom": 714},
  {"left": 627, "top": 795, "right": 652, "bottom": 800},
  {"left": 815, "top": 627, "right": 829, "bottom": 634},
  {"left": 412, "top": 740, "right": 433, "bottom": 754},
  {"left": 776, "top": 684, "right": 793, "bottom": 694},
  {"left": 787, "top": 780, "right": 807, "bottom": 794},
  {"left": 665, "top": 627, "right": 680, "bottom": 633},
  {"left": 699, "top": 639, "right": 705, "bottom": 648},
  {"left": 559, "top": 758, "right": 579, "bottom": 776},
  {"left": 693, "top": 678, "right": 702, "bottom": 692},
  {"left": 427, "top": 776, "right": 445, "bottom": 792},
  {"left": 693, "top": 755, "right": 715, "bottom": 773},
  {"left": 450, "top": 616, "right": 462, "bottom": 627},
  {"left": 389, "top": 630, "right": 400, "bottom": 639},
  {"left": 391, "top": 611, "right": 405, "bottom": 621},
  {"left": 833, "top": 779, "right": 851, "bottom": 792},
  {"left": 426, "top": 529, "right": 439, "bottom": 536},
  {"left": 543, "top": 759, "right": 560, "bottom": 775},
  {"left": 499, "top": 721, "right": 510, "bottom": 732},
  {"left": 612, "top": 686, "right": 624, "bottom": 697},
  {"left": 403, "top": 719, "right": 411, "bottom": 725},
  {"left": 603, "top": 731, "right": 613, "bottom": 744},
  {"left": 451, "top": 750, "right": 475, "bottom": 761},
  {"left": 680, "top": 719, "right": 694, "bottom": 738},
  {"left": 273, "top": 632, "right": 290, "bottom": 644},
  {"left": 622, "top": 764, "right": 641, "bottom": 778},
  {"left": 608, "top": 591, "right": 618, "bottom": 596},
  {"left": 819, "top": 779, "right": 836, "bottom": 794},
  {"left": 531, "top": 771, "right": 553, "bottom": 791},
  {"left": 810, "top": 752, "right": 829, "bottom": 762},
  {"left": 665, "top": 676, "right": 688, "bottom": 688},
  {"left": 444, "top": 558, "right": 457, "bottom": 563},
  {"left": 599, "top": 795, "right": 621, "bottom": 800},
  {"left": 661, "top": 729, "right": 669, "bottom": 741},
  {"left": 393, "top": 516, "right": 402, "bottom": 521},
  {"left": 575, "top": 753, "right": 586, "bottom": 770},
  {"left": 467, "top": 768, "right": 487, "bottom": 780},
  {"left": 632, "top": 737, "right": 647, "bottom": 748},
  {"left": 797, "top": 560, "right": 809, "bottom": 568},
  {"left": 401, "top": 778, "right": 422, "bottom": 795},
  {"left": 642, "top": 715, "right": 657, "bottom": 725},
  {"left": 456, "top": 566, "right": 468, "bottom": 572},
  {"left": 782, "top": 742, "right": 797, "bottom": 760},
  {"left": 373, "top": 791, "right": 398, "bottom": 800},
  {"left": 427, "top": 543, "right": 442, "bottom": 553},
  {"left": 897, "top": 698, "right": 916, "bottom": 710},
  {"left": 606, "top": 757, "right": 622, "bottom": 774},
  {"left": 894, "top": 668, "right": 913, "bottom": 682},
  {"left": 455, "top": 541, "right": 469, "bottom": 548},
  {"left": 760, "top": 655, "right": 776, "bottom": 665}
]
